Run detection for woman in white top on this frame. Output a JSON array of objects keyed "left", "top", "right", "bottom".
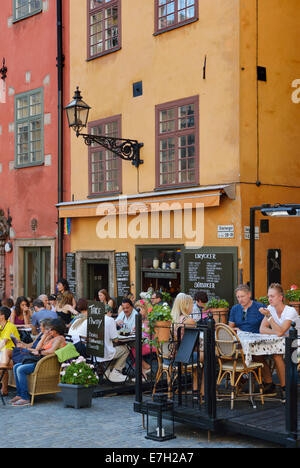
[
  {"left": 259, "top": 283, "right": 299, "bottom": 400},
  {"left": 68, "top": 298, "right": 88, "bottom": 344}
]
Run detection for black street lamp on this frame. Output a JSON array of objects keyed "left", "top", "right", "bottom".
[{"left": 65, "top": 87, "right": 144, "bottom": 168}]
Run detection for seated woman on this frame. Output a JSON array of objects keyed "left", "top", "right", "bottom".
[
  {"left": 98, "top": 289, "right": 116, "bottom": 317},
  {"left": 55, "top": 292, "right": 77, "bottom": 329},
  {"left": 10, "top": 319, "right": 66, "bottom": 407},
  {"left": 259, "top": 283, "right": 300, "bottom": 402},
  {"left": 10, "top": 297, "right": 31, "bottom": 343},
  {"left": 1, "top": 318, "right": 54, "bottom": 370},
  {"left": 68, "top": 299, "right": 88, "bottom": 357},
  {"left": 171, "top": 293, "right": 204, "bottom": 395}
]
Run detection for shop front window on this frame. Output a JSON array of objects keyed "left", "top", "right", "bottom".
[{"left": 139, "top": 247, "right": 182, "bottom": 300}]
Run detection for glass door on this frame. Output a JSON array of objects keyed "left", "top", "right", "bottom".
[{"left": 24, "top": 247, "right": 51, "bottom": 298}]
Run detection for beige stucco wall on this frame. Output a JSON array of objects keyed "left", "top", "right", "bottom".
[{"left": 69, "top": 0, "right": 240, "bottom": 200}]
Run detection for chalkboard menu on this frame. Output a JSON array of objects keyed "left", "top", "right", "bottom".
[
  {"left": 65, "top": 252, "right": 76, "bottom": 295},
  {"left": 183, "top": 250, "right": 234, "bottom": 307},
  {"left": 115, "top": 252, "right": 130, "bottom": 298},
  {"left": 87, "top": 300, "right": 105, "bottom": 358}
]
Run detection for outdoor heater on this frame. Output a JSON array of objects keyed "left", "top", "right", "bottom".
[
  {"left": 65, "top": 87, "right": 144, "bottom": 167},
  {"left": 145, "top": 393, "right": 176, "bottom": 442}
]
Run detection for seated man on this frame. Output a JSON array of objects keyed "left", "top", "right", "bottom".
[
  {"left": 31, "top": 299, "right": 58, "bottom": 335},
  {"left": 0, "top": 306, "right": 20, "bottom": 395},
  {"left": 229, "top": 284, "right": 276, "bottom": 396},
  {"left": 98, "top": 313, "right": 129, "bottom": 383},
  {"left": 115, "top": 299, "right": 138, "bottom": 332},
  {"left": 192, "top": 291, "right": 209, "bottom": 321}
]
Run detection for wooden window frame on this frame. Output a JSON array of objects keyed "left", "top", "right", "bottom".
[
  {"left": 87, "top": 0, "right": 122, "bottom": 60},
  {"left": 13, "top": 0, "right": 42, "bottom": 22},
  {"left": 155, "top": 95, "right": 199, "bottom": 189},
  {"left": 88, "top": 114, "right": 122, "bottom": 197},
  {"left": 15, "top": 88, "right": 44, "bottom": 169},
  {"left": 154, "top": 0, "right": 199, "bottom": 35}
]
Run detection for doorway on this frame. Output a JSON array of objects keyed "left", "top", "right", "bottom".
[
  {"left": 24, "top": 246, "right": 51, "bottom": 298},
  {"left": 85, "top": 261, "right": 109, "bottom": 300}
]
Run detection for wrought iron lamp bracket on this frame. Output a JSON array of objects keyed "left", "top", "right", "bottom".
[{"left": 78, "top": 132, "right": 144, "bottom": 168}]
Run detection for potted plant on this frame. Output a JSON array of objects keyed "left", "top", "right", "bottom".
[
  {"left": 258, "top": 296, "right": 269, "bottom": 307},
  {"left": 285, "top": 288, "right": 300, "bottom": 314},
  {"left": 59, "top": 356, "right": 99, "bottom": 409},
  {"left": 147, "top": 303, "right": 172, "bottom": 345},
  {"left": 205, "top": 298, "right": 229, "bottom": 324}
]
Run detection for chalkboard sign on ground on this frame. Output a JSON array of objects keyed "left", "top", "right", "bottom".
[
  {"left": 115, "top": 252, "right": 130, "bottom": 298},
  {"left": 87, "top": 300, "right": 105, "bottom": 358},
  {"left": 66, "top": 252, "right": 76, "bottom": 295},
  {"left": 183, "top": 248, "right": 236, "bottom": 308}
]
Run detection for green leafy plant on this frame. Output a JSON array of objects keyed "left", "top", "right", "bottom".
[
  {"left": 60, "top": 357, "right": 99, "bottom": 387},
  {"left": 205, "top": 298, "right": 229, "bottom": 310},
  {"left": 258, "top": 296, "right": 269, "bottom": 306},
  {"left": 160, "top": 291, "right": 172, "bottom": 305},
  {"left": 285, "top": 289, "right": 300, "bottom": 302},
  {"left": 145, "top": 303, "right": 172, "bottom": 348}
]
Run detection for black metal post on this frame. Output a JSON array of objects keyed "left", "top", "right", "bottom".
[
  {"left": 285, "top": 323, "right": 298, "bottom": 445},
  {"left": 176, "top": 327, "right": 182, "bottom": 406},
  {"left": 135, "top": 313, "right": 143, "bottom": 404},
  {"left": 57, "top": 0, "right": 64, "bottom": 280},
  {"left": 206, "top": 314, "right": 216, "bottom": 420},
  {"left": 249, "top": 207, "right": 256, "bottom": 300}
]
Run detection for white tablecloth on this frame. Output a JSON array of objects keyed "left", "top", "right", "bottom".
[{"left": 237, "top": 331, "right": 285, "bottom": 366}]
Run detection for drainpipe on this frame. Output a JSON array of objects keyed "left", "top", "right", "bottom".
[{"left": 57, "top": 0, "right": 64, "bottom": 281}]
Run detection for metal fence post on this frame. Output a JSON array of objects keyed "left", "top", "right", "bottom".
[
  {"left": 206, "top": 314, "right": 216, "bottom": 420},
  {"left": 135, "top": 313, "right": 143, "bottom": 404},
  {"left": 285, "top": 322, "right": 298, "bottom": 445}
]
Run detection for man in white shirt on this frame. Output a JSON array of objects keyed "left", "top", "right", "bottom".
[
  {"left": 98, "top": 314, "right": 129, "bottom": 383},
  {"left": 115, "top": 299, "right": 138, "bottom": 332}
]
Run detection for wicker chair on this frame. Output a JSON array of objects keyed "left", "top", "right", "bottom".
[
  {"left": 152, "top": 340, "right": 174, "bottom": 398},
  {"left": 8, "top": 354, "right": 61, "bottom": 406},
  {"left": 215, "top": 323, "right": 264, "bottom": 409}
]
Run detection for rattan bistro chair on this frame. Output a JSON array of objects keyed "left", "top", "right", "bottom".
[
  {"left": 8, "top": 354, "right": 61, "bottom": 406},
  {"left": 215, "top": 323, "right": 264, "bottom": 409}
]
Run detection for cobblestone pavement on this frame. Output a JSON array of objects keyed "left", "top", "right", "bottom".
[{"left": 0, "top": 391, "right": 281, "bottom": 448}]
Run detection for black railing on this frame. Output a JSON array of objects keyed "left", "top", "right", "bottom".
[
  {"left": 134, "top": 313, "right": 217, "bottom": 423},
  {"left": 285, "top": 322, "right": 299, "bottom": 444}
]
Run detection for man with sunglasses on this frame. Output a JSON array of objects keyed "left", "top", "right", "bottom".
[
  {"left": 229, "top": 284, "right": 265, "bottom": 333},
  {"left": 229, "top": 284, "right": 275, "bottom": 396}
]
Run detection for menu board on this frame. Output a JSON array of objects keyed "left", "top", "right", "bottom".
[
  {"left": 87, "top": 300, "right": 105, "bottom": 358},
  {"left": 183, "top": 251, "right": 234, "bottom": 307},
  {"left": 65, "top": 252, "right": 76, "bottom": 295},
  {"left": 115, "top": 252, "right": 130, "bottom": 298}
]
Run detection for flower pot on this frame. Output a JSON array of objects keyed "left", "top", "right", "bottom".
[
  {"left": 59, "top": 383, "right": 96, "bottom": 409},
  {"left": 153, "top": 320, "right": 171, "bottom": 342},
  {"left": 289, "top": 301, "right": 300, "bottom": 315},
  {"left": 209, "top": 308, "right": 228, "bottom": 324}
]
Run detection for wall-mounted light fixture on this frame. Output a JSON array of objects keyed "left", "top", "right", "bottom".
[
  {"left": 65, "top": 87, "right": 144, "bottom": 168},
  {"left": 0, "top": 58, "right": 7, "bottom": 80}
]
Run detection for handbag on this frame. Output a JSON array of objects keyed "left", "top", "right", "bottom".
[
  {"left": 21, "top": 354, "right": 42, "bottom": 365},
  {"left": 55, "top": 343, "right": 80, "bottom": 363}
]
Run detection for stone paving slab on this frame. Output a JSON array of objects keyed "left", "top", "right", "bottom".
[{"left": 0, "top": 391, "right": 281, "bottom": 448}]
